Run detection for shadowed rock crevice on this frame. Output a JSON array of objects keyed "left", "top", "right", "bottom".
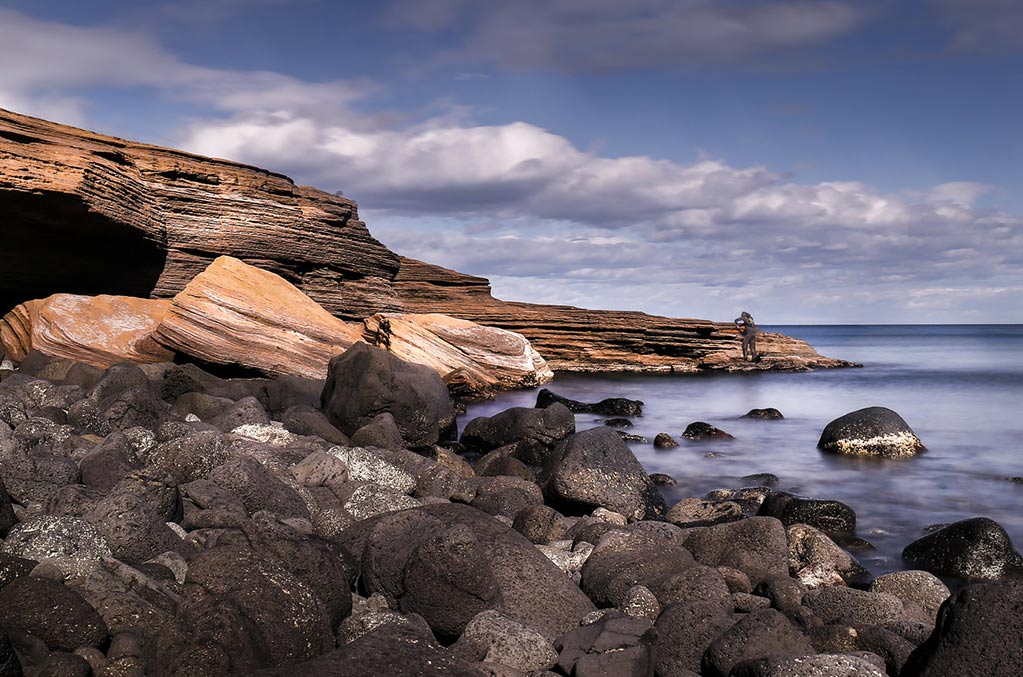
[{"left": 0, "top": 191, "right": 167, "bottom": 315}]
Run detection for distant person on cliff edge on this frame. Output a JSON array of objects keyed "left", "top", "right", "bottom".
[{"left": 734, "top": 311, "right": 760, "bottom": 362}]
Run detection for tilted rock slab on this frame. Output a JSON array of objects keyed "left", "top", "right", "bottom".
[
  {"left": 363, "top": 312, "right": 553, "bottom": 393},
  {"left": 153, "top": 255, "right": 363, "bottom": 379},
  {"left": 0, "top": 294, "right": 174, "bottom": 368},
  {"left": 1, "top": 108, "right": 854, "bottom": 372}
]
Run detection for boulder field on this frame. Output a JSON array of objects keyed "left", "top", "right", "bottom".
[
  {"left": 0, "top": 345, "right": 1020, "bottom": 676},
  {"left": 0, "top": 107, "right": 857, "bottom": 373}
]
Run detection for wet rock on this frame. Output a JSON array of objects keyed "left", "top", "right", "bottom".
[
  {"left": 818, "top": 406, "right": 924, "bottom": 458},
  {"left": 787, "top": 523, "right": 870, "bottom": 589},
  {"left": 666, "top": 497, "right": 744, "bottom": 528},
  {"left": 902, "top": 517, "right": 1023, "bottom": 580},
  {"left": 654, "top": 433, "right": 679, "bottom": 449},
  {"left": 869, "top": 570, "right": 950, "bottom": 624},
  {"left": 460, "top": 403, "right": 575, "bottom": 465},
  {"left": 650, "top": 473, "right": 677, "bottom": 487},
  {"left": 741, "top": 473, "right": 779, "bottom": 486},
  {"left": 701, "top": 608, "right": 814, "bottom": 677},
  {"left": 682, "top": 421, "right": 734, "bottom": 441},
  {"left": 0, "top": 577, "right": 108, "bottom": 652},
  {"left": 902, "top": 578, "right": 1023, "bottom": 676},
  {"left": 743, "top": 408, "right": 784, "bottom": 420},
  {"left": 615, "top": 430, "right": 648, "bottom": 443},
  {"left": 542, "top": 426, "right": 665, "bottom": 521},
  {"left": 320, "top": 343, "right": 456, "bottom": 448},
  {"left": 758, "top": 492, "right": 856, "bottom": 535},
  {"left": 682, "top": 516, "right": 789, "bottom": 587},
  {"left": 554, "top": 615, "right": 656, "bottom": 677},
  {"left": 536, "top": 388, "right": 643, "bottom": 417},
  {"left": 602, "top": 417, "right": 633, "bottom": 428}
]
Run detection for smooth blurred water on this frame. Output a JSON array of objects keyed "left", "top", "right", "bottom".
[{"left": 462, "top": 325, "right": 1023, "bottom": 576}]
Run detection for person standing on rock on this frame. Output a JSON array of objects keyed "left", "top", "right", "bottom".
[{"left": 734, "top": 311, "right": 759, "bottom": 362}]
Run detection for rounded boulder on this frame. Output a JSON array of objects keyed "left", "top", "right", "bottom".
[{"left": 818, "top": 406, "right": 924, "bottom": 458}]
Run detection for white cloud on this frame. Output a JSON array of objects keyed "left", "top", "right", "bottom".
[{"left": 1, "top": 7, "right": 1021, "bottom": 323}]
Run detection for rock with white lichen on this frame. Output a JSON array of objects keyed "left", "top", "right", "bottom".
[{"left": 817, "top": 406, "right": 924, "bottom": 458}]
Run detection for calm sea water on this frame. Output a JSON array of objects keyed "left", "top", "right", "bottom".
[{"left": 462, "top": 325, "right": 1023, "bottom": 575}]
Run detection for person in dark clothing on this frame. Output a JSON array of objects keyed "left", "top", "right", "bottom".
[{"left": 734, "top": 311, "right": 759, "bottom": 362}]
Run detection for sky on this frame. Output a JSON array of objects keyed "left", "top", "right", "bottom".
[{"left": 1, "top": 0, "right": 1021, "bottom": 324}]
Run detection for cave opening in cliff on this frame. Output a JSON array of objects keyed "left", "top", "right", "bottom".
[{"left": 1, "top": 191, "right": 167, "bottom": 316}]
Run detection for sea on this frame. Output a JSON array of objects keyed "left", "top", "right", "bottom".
[{"left": 461, "top": 325, "right": 1023, "bottom": 577}]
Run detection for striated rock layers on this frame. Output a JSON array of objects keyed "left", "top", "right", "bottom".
[
  {"left": 1, "top": 108, "right": 853, "bottom": 372},
  {"left": 0, "top": 256, "right": 552, "bottom": 392}
]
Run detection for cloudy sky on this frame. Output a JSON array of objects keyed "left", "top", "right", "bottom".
[{"left": 2, "top": 1, "right": 1021, "bottom": 323}]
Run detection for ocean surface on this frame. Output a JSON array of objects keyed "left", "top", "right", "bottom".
[{"left": 461, "top": 325, "right": 1023, "bottom": 576}]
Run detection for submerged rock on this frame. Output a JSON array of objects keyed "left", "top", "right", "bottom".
[
  {"left": 818, "top": 406, "right": 924, "bottom": 458},
  {"left": 536, "top": 388, "right": 643, "bottom": 417},
  {"left": 682, "top": 422, "right": 734, "bottom": 441}
]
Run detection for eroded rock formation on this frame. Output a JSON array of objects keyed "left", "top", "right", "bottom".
[{"left": 0, "top": 108, "right": 854, "bottom": 372}]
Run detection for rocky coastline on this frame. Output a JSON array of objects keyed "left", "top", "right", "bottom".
[
  {"left": 3, "top": 109, "right": 1018, "bottom": 676},
  {"left": 0, "top": 346, "right": 1020, "bottom": 676}
]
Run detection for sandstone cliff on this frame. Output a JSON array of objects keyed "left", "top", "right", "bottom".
[{"left": 0, "top": 108, "right": 854, "bottom": 373}]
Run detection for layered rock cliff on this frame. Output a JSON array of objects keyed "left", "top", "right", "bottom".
[{"left": 0, "top": 108, "right": 854, "bottom": 372}]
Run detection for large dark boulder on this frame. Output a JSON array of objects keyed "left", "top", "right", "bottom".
[
  {"left": 347, "top": 503, "right": 595, "bottom": 641},
  {"left": 460, "top": 403, "right": 575, "bottom": 464},
  {"left": 320, "top": 343, "right": 455, "bottom": 448},
  {"left": 542, "top": 426, "right": 665, "bottom": 520},
  {"left": 902, "top": 517, "right": 1023, "bottom": 580},
  {"left": 902, "top": 579, "right": 1023, "bottom": 676},
  {"left": 0, "top": 577, "right": 109, "bottom": 652},
  {"left": 682, "top": 517, "right": 789, "bottom": 588},
  {"left": 580, "top": 528, "right": 697, "bottom": 608},
  {"left": 536, "top": 388, "right": 643, "bottom": 416},
  {"left": 701, "top": 608, "right": 814, "bottom": 677},
  {"left": 818, "top": 406, "right": 924, "bottom": 458},
  {"left": 758, "top": 492, "right": 856, "bottom": 535},
  {"left": 208, "top": 456, "right": 310, "bottom": 520},
  {"left": 84, "top": 490, "right": 185, "bottom": 564},
  {"left": 0, "top": 475, "right": 15, "bottom": 537},
  {"left": 682, "top": 422, "right": 734, "bottom": 441},
  {"left": 655, "top": 600, "right": 737, "bottom": 677},
  {"left": 730, "top": 653, "right": 886, "bottom": 677},
  {"left": 183, "top": 545, "right": 334, "bottom": 667}
]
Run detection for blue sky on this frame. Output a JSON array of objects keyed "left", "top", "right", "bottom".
[{"left": 2, "top": 0, "right": 1021, "bottom": 323}]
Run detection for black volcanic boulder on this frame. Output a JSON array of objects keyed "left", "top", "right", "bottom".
[
  {"left": 902, "top": 517, "right": 1023, "bottom": 580},
  {"left": 536, "top": 388, "right": 643, "bottom": 416},
  {"left": 460, "top": 403, "right": 575, "bottom": 464},
  {"left": 743, "top": 408, "right": 784, "bottom": 420},
  {"left": 758, "top": 491, "right": 857, "bottom": 535},
  {"left": 0, "top": 577, "right": 109, "bottom": 652},
  {"left": 701, "top": 608, "right": 814, "bottom": 677},
  {"left": 682, "top": 422, "right": 734, "bottom": 441},
  {"left": 320, "top": 343, "right": 455, "bottom": 448},
  {"left": 346, "top": 503, "right": 595, "bottom": 641},
  {"left": 902, "top": 579, "right": 1023, "bottom": 676},
  {"left": 542, "top": 426, "right": 666, "bottom": 520},
  {"left": 818, "top": 406, "right": 924, "bottom": 458},
  {"left": 682, "top": 517, "right": 789, "bottom": 588},
  {"left": 555, "top": 614, "right": 657, "bottom": 676}
]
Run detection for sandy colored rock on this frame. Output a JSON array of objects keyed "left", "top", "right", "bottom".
[
  {"left": 154, "top": 256, "right": 362, "bottom": 379},
  {"left": 363, "top": 312, "right": 553, "bottom": 392},
  {"left": 0, "top": 294, "right": 173, "bottom": 367}
]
